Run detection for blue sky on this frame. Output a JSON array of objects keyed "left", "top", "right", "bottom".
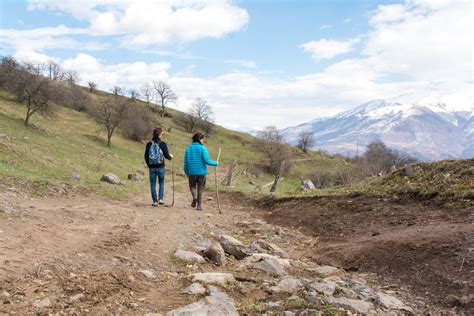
[{"left": 0, "top": 0, "right": 472, "bottom": 130}]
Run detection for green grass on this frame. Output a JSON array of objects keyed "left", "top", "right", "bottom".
[{"left": 0, "top": 89, "right": 353, "bottom": 198}]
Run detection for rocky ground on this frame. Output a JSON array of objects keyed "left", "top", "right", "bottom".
[{"left": 0, "top": 181, "right": 465, "bottom": 315}]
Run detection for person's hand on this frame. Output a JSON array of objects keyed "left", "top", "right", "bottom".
[{"left": 170, "top": 154, "right": 174, "bottom": 159}]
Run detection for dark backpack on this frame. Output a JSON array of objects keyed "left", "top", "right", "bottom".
[{"left": 148, "top": 140, "right": 164, "bottom": 165}]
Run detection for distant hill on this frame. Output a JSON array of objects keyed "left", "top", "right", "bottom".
[{"left": 283, "top": 93, "right": 474, "bottom": 161}]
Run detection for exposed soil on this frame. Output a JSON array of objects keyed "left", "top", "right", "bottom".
[
  {"left": 1, "top": 180, "right": 472, "bottom": 314},
  {"left": 252, "top": 194, "right": 474, "bottom": 313}
]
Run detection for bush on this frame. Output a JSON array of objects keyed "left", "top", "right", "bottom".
[{"left": 121, "top": 105, "right": 156, "bottom": 142}]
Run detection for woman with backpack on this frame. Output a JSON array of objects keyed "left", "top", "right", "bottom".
[
  {"left": 184, "top": 133, "right": 219, "bottom": 211},
  {"left": 144, "top": 127, "right": 173, "bottom": 207}
]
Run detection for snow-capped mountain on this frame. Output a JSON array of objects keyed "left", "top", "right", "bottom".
[{"left": 283, "top": 93, "right": 474, "bottom": 161}]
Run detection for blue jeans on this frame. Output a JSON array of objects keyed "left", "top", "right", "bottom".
[{"left": 149, "top": 167, "right": 165, "bottom": 202}]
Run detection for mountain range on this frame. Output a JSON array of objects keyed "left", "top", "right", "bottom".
[{"left": 283, "top": 93, "right": 474, "bottom": 161}]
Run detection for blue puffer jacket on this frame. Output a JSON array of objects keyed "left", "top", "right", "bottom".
[{"left": 184, "top": 141, "right": 219, "bottom": 176}]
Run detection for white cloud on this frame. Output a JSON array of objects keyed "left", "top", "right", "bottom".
[
  {"left": 300, "top": 38, "right": 359, "bottom": 61},
  {"left": 343, "top": 17, "right": 352, "bottom": 23},
  {"left": 24, "top": 0, "right": 249, "bottom": 47},
  {"left": 319, "top": 24, "right": 331, "bottom": 30},
  {"left": 62, "top": 53, "right": 171, "bottom": 90},
  {"left": 364, "top": 0, "right": 472, "bottom": 81}
]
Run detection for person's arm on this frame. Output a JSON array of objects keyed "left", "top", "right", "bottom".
[
  {"left": 202, "top": 146, "right": 219, "bottom": 166},
  {"left": 184, "top": 149, "right": 189, "bottom": 175},
  {"left": 160, "top": 142, "right": 173, "bottom": 160},
  {"left": 144, "top": 142, "right": 151, "bottom": 167}
]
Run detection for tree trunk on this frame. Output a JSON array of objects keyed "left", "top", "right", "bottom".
[
  {"left": 24, "top": 108, "right": 31, "bottom": 126},
  {"left": 226, "top": 160, "right": 238, "bottom": 186},
  {"left": 161, "top": 103, "right": 165, "bottom": 117},
  {"left": 270, "top": 160, "right": 286, "bottom": 192},
  {"left": 107, "top": 129, "right": 113, "bottom": 147}
]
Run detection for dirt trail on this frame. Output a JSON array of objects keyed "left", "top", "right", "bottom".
[
  {"left": 0, "top": 184, "right": 256, "bottom": 314},
  {"left": 1, "top": 183, "right": 470, "bottom": 314}
]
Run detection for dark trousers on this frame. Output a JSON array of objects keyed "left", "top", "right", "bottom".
[{"left": 188, "top": 175, "right": 206, "bottom": 204}]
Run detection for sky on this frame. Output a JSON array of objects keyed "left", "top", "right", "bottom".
[{"left": 0, "top": 0, "right": 472, "bottom": 131}]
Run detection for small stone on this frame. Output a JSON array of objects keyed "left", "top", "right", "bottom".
[
  {"left": 219, "top": 235, "right": 252, "bottom": 260},
  {"left": 376, "top": 292, "right": 413, "bottom": 312},
  {"left": 183, "top": 283, "right": 206, "bottom": 295},
  {"left": 69, "top": 293, "right": 85, "bottom": 304},
  {"left": 252, "top": 256, "right": 287, "bottom": 277},
  {"left": 307, "top": 280, "right": 338, "bottom": 296},
  {"left": 327, "top": 297, "right": 375, "bottom": 314},
  {"left": 174, "top": 249, "right": 205, "bottom": 264},
  {"left": 250, "top": 239, "right": 289, "bottom": 258},
  {"left": 191, "top": 272, "right": 235, "bottom": 285},
  {"left": 203, "top": 242, "right": 226, "bottom": 266},
  {"left": 34, "top": 298, "right": 51, "bottom": 308},
  {"left": 128, "top": 173, "right": 139, "bottom": 181},
  {"left": 139, "top": 269, "right": 156, "bottom": 279},
  {"left": 167, "top": 286, "right": 238, "bottom": 316},
  {"left": 301, "top": 179, "right": 316, "bottom": 190},
  {"left": 70, "top": 172, "right": 81, "bottom": 181},
  {"left": 313, "top": 265, "right": 342, "bottom": 277},
  {"left": 100, "top": 173, "right": 122, "bottom": 185},
  {"left": 269, "top": 278, "right": 303, "bottom": 293}
]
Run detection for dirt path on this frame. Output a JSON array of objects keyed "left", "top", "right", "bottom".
[
  {"left": 0, "top": 183, "right": 256, "bottom": 314},
  {"left": 1, "top": 183, "right": 469, "bottom": 314}
]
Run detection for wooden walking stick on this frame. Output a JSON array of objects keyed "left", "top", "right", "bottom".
[
  {"left": 215, "top": 148, "right": 222, "bottom": 214},
  {"left": 171, "top": 157, "right": 175, "bottom": 206}
]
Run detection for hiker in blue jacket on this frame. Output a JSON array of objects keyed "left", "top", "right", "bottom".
[
  {"left": 144, "top": 127, "right": 173, "bottom": 207},
  {"left": 184, "top": 132, "right": 219, "bottom": 211}
]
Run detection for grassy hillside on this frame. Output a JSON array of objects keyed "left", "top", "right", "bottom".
[{"left": 0, "top": 89, "right": 351, "bottom": 198}]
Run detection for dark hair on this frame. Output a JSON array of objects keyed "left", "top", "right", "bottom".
[
  {"left": 153, "top": 127, "right": 163, "bottom": 138},
  {"left": 192, "top": 132, "right": 205, "bottom": 142}
]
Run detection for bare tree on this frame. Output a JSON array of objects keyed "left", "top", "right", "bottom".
[
  {"left": 297, "top": 130, "right": 315, "bottom": 153},
  {"left": 7, "top": 61, "right": 55, "bottom": 126},
  {"left": 256, "top": 126, "right": 292, "bottom": 181},
  {"left": 92, "top": 95, "right": 128, "bottom": 146},
  {"left": 111, "top": 86, "right": 124, "bottom": 96},
  {"left": 140, "top": 82, "right": 153, "bottom": 106},
  {"left": 153, "top": 81, "right": 177, "bottom": 117},
  {"left": 88, "top": 81, "right": 97, "bottom": 93},
  {"left": 189, "top": 98, "right": 214, "bottom": 121},
  {"left": 128, "top": 88, "right": 140, "bottom": 101},
  {"left": 45, "top": 60, "right": 65, "bottom": 81},
  {"left": 173, "top": 98, "right": 215, "bottom": 134},
  {"left": 64, "top": 69, "right": 79, "bottom": 85}
]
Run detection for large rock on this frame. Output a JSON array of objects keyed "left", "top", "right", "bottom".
[
  {"left": 312, "top": 265, "right": 342, "bottom": 277},
  {"left": 191, "top": 273, "right": 235, "bottom": 285},
  {"left": 301, "top": 179, "right": 316, "bottom": 190},
  {"left": 269, "top": 278, "right": 303, "bottom": 293},
  {"left": 100, "top": 173, "right": 122, "bottom": 185},
  {"left": 251, "top": 255, "right": 287, "bottom": 277},
  {"left": 376, "top": 292, "right": 413, "bottom": 312},
  {"left": 167, "top": 286, "right": 238, "bottom": 316},
  {"left": 183, "top": 283, "right": 206, "bottom": 295},
  {"left": 175, "top": 250, "right": 205, "bottom": 264},
  {"left": 203, "top": 242, "right": 226, "bottom": 266},
  {"left": 250, "top": 239, "right": 289, "bottom": 259},
  {"left": 306, "top": 280, "right": 338, "bottom": 296},
  {"left": 219, "top": 235, "right": 252, "bottom": 260},
  {"left": 326, "top": 297, "right": 374, "bottom": 315}
]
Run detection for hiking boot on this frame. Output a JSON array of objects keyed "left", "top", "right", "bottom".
[
  {"left": 191, "top": 199, "right": 197, "bottom": 208},
  {"left": 196, "top": 204, "right": 202, "bottom": 211},
  {"left": 152, "top": 201, "right": 158, "bottom": 207},
  {"left": 158, "top": 199, "right": 165, "bottom": 205}
]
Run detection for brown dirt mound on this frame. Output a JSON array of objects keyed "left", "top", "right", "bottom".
[{"left": 252, "top": 194, "right": 474, "bottom": 313}]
